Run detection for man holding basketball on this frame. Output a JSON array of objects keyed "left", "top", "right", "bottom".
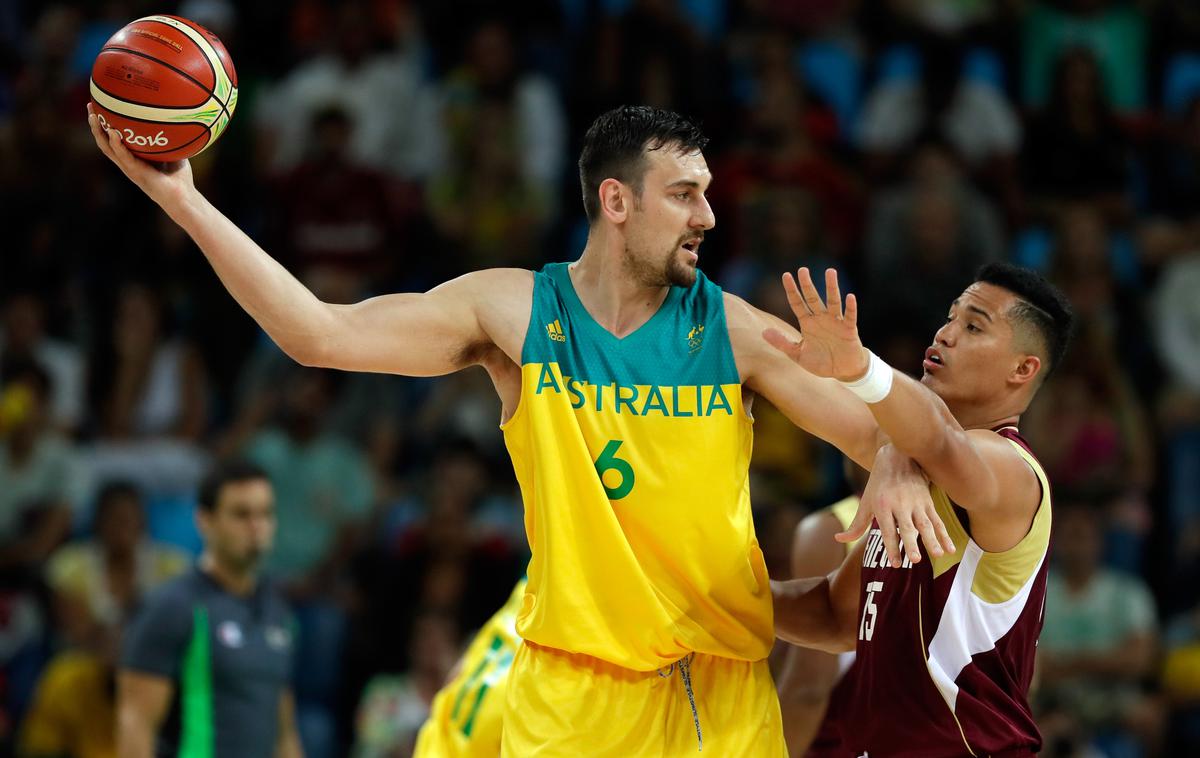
[{"left": 88, "top": 103, "right": 942, "bottom": 755}]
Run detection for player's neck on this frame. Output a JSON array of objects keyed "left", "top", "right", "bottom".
[
  {"left": 571, "top": 241, "right": 670, "bottom": 338},
  {"left": 945, "top": 398, "right": 1021, "bottom": 433},
  {"left": 199, "top": 552, "right": 258, "bottom": 596}
]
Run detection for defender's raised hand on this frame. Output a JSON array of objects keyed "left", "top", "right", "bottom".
[{"left": 763, "top": 267, "right": 869, "bottom": 382}]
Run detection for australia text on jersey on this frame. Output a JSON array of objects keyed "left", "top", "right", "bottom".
[{"left": 532, "top": 363, "right": 736, "bottom": 417}]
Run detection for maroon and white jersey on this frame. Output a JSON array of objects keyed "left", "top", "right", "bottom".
[
  {"left": 806, "top": 651, "right": 856, "bottom": 757},
  {"left": 841, "top": 427, "right": 1051, "bottom": 758}
]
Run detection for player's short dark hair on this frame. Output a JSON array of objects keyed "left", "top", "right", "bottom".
[
  {"left": 975, "top": 262, "right": 1074, "bottom": 378},
  {"left": 198, "top": 460, "right": 269, "bottom": 513},
  {"left": 578, "top": 105, "right": 709, "bottom": 224}
]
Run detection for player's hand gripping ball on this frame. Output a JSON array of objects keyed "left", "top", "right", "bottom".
[{"left": 89, "top": 15, "right": 237, "bottom": 162}]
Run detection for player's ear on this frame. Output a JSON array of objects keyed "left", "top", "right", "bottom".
[
  {"left": 599, "top": 178, "right": 629, "bottom": 224},
  {"left": 1012, "top": 354, "right": 1041, "bottom": 387}
]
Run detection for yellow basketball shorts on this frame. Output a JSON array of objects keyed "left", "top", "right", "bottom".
[{"left": 502, "top": 642, "right": 786, "bottom": 757}]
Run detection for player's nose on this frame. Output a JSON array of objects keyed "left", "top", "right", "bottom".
[
  {"left": 692, "top": 195, "right": 715, "bottom": 231},
  {"left": 934, "top": 321, "right": 956, "bottom": 346}
]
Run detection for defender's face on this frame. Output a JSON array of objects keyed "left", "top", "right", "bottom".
[
  {"left": 921, "top": 283, "right": 1024, "bottom": 406},
  {"left": 200, "top": 478, "right": 276, "bottom": 572},
  {"left": 622, "top": 147, "right": 715, "bottom": 288}
]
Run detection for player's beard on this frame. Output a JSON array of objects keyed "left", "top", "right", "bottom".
[{"left": 623, "top": 236, "right": 698, "bottom": 288}]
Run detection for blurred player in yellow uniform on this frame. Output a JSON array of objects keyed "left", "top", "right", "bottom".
[{"left": 413, "top": 579, "right": 525, "bottom": 757}]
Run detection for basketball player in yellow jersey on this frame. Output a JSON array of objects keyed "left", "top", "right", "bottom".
[
  {"left": 86, "top": 103, "right": 927, "bottom": 756},
  {"left": 413, "top": 578, "right": 526, "bottom": 758}
]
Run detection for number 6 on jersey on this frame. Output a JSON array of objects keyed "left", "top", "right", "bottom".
[{"left": 594, "top": 439, "right": 635, "bottom": 500}]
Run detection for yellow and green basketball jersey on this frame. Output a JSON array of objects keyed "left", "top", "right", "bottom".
[
  {"left": 412, "top": 579, "right": 526, "bottom": 758},
  {"left": 501, "top": 262, "right": 772, "bottom": 672}
]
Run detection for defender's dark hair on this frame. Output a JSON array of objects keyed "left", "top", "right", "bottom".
[
  {"left": 578, "top": 105, "right": 709, "bottom": 224},
  {"left": 975, "top": 262, "right": 1075, "bottom": 378},
  {"left": 197, "top": 460, "right": 269, "bottom": 513}
]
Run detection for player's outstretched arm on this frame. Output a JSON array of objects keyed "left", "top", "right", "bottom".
[
  {"left": 771, "top": 539, "right": 864, "bottom": 654},
  {"left": 87, "top": 106, "right": 528, "bottom": 376},
  {"left": 766, "top": 268, "right": 1039, "bottom": 551}
]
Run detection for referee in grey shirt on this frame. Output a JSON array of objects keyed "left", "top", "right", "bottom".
[{"left": 118, "top": 460, "right": 303, "bottom": 758}]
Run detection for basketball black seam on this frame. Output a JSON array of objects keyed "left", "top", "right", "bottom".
[
  {"left": 99, "top": 46, "right": 213, "bottom": 106},
  {"left": 139, "top": 19, "right": 234, "bottom": 122},
  {"left": 92, "top": 67, "right": 210, "bottom": 111}
]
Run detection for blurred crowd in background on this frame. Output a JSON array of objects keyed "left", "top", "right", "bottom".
[{"left": 3, "top": 0, "right": 1200, "bottom": 756}]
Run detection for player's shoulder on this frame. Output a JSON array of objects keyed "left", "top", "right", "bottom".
[
  {"left": 965, "top": 427, "right": 1044, "bottom": 475},
  {"left": 793, "top": 507, "right": 845, "bottom": 548},
  {"left": 791, "top": 503, "right": 855, "bottom": 577},
  {"left": 452, "top": 267, "right": 534, "bottom": 298}
]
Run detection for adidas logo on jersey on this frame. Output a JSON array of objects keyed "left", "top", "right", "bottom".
[{"left": 546, "top": 320, "right": 567, "bottom": 342}]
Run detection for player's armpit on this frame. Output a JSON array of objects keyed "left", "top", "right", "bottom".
[
  {"left": 725, "top": 294, "right": 882, "bottom": 469},
  {"left": 117, "top": 669, "right": 175, "bottom": 758}
]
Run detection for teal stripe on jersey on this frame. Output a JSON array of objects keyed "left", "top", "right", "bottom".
[
  {"left": 520, "top": 262, "right": 740, "bottom": 387},
  {"left": 179, "top": 606, "right": 214, "bottom": 758}
]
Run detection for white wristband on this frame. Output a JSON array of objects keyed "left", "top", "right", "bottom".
[{"left": 840, "top": 350, "right": 894, "bottom": 404}]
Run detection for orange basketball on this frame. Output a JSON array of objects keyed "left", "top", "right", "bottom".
[{"left": 89, "top": 15, "right": 237, "bottom": 162}]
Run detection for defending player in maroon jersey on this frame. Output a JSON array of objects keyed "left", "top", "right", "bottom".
[{"left": 767, "top": 263, "right": 1074, "bottom": 758}]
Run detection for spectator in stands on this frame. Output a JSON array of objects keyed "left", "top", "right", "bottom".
[
  {"left": 423, "top": 19, "right": 565, "bottom": 270},
  {"left": 858, "top": 38, "right": 1021, "bottom": 184},
  {"left": 1023, "top": 46, "right": 1133, "bottom": 223},
  {"left": 714, "top": 32, "right": 862, "bottom": 265},
  {"left": 91, "top": 283, "right": 207, "bottom": 444},
  {"left": 0, "top": 361, "right": 79, "bottom": 569},
  {"left": 863, "top": 138, "right": 1004, "bottom": 337},
  {"left": 256, "top": 0, "right": 427, "bottom": 178},
  {"left": 1141, "top": 96, "right": 1200, "bottom": 267},
  {"left": 1162, "top": 600, "right": 1200, "bottom": 753},
  {"left": 269, "top": 106, "right": 403, "bottom": 303},
  {"left": 17, "top": 622, "right": 119, "bottom": 758},
  {"left": 45, "top": 482, "right": 186, "bottom": 650},
  {"left": 352, "top": 609, "right": 459, "bottom": 758},
  {"left": 0, "top": 293, "right": 84, "bottom": 434},
  {"left": 1038, "top": 501, "right": 1163, "bottom": 758},
  {"left": 1153, "top": 251, "right": 1200, "bottom": 587},
  {"left": 1022, "top": 0, "right": 1148, "bottom": 113},
  {"left": 719, "top": 187, "right": 836, "bottom": 301}
]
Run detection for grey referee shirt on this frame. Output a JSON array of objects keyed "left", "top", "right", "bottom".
[{"left": 122, "top": 565, "right": 296, "bottom": 758}]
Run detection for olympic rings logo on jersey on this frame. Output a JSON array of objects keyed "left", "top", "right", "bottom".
[{"left": 96, "top": 113, "right": 169, "bottom": 147}]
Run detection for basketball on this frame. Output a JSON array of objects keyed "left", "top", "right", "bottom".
[{"left": 89, "top": 15, "right": 237, "bottom": 162}]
